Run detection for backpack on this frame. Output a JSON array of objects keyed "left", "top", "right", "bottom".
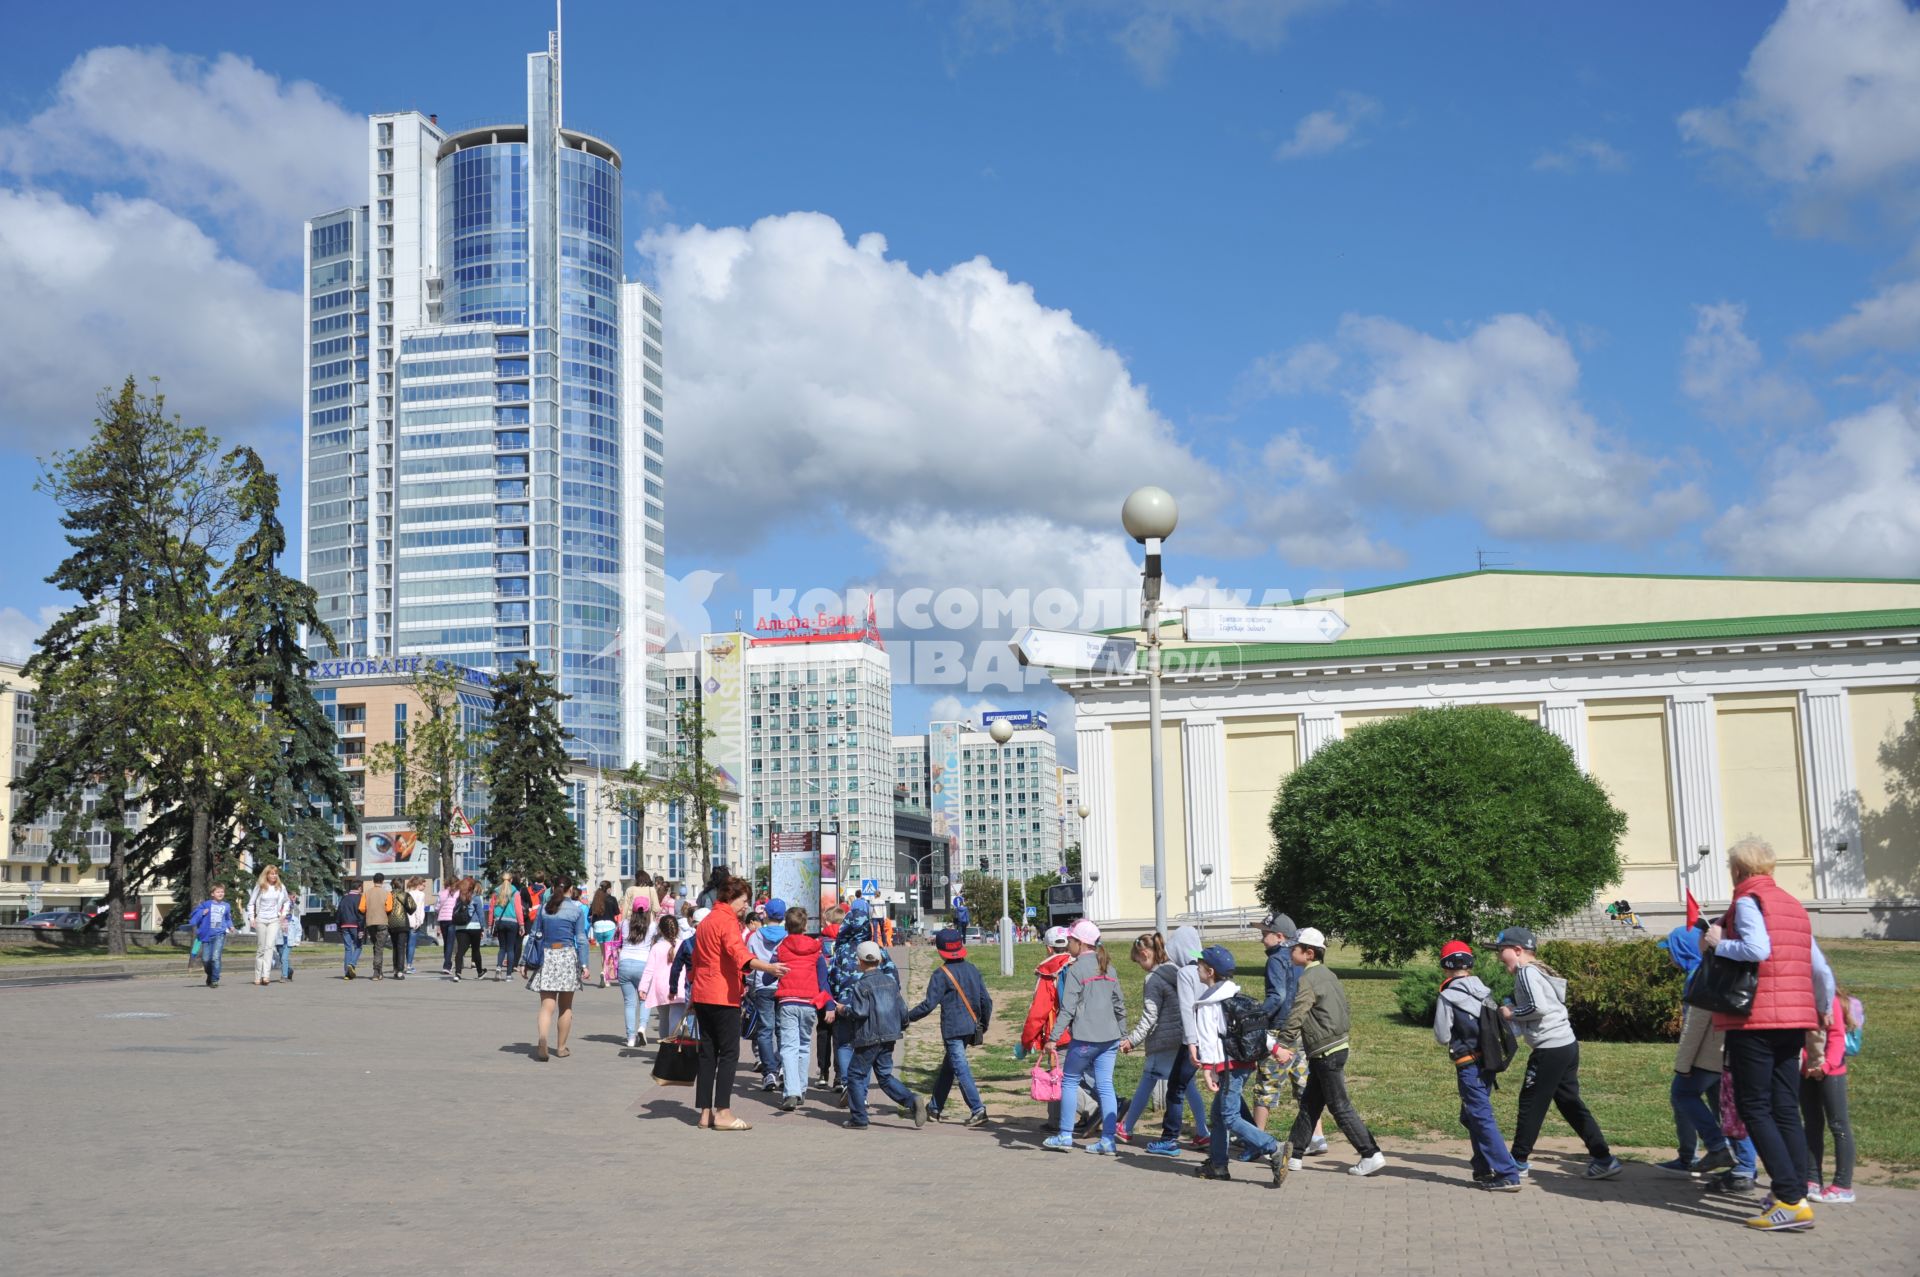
[
  {"left": 1844, "top": 995, "right": 1865, "bottom": 1057},
  {"left": 1219, "top": 993, "right": 1269, "bottom": 1065},
  {"left": 452, "top": 897, "right": 471, "bottom": 927},
  {"left": 1475, "top": 994, "right": 1519, "bottom": 1075}
]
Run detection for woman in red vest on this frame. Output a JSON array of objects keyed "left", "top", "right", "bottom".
[{"left": 1703, "top": 837, "right": 1837, "bottom": 1232}]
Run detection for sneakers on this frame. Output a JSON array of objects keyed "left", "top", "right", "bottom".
[
  {"left": 1286, "top": 1156, "right": 1304, "bottom": 1172},
  {"left": 1349, "top": 1152, "right": 1387, "bottom": 1177},
  {"left": 1745, "top": 1199, "right": 1815, "bottom": 1231},
  {"left": 1114, "top": 1122, "right": 1130, "bottom": 1143},
  {"left": 1819, "top": 1186, "right": 1854, "bottom": 1204},
  {"left": 625, "top": 1034, "right": 637, "bottom": 1049},
  {"left": 1271, "top": 1141, "right": 1292, "bottom": 1189},
  {"left": 635, "top": 1032, "right": 647, "bottom": 1048},
  {"left": 780, "top": 1096, "right": 801, "bottom": 1112},
  {"left": 761, "top": 1076, "right": 781, "bottom": 1092},
  {"left": 963, "top": 1110, "right": 989, "bottom": 1129},
  {"left": 912, "top": 1097, "right": 929, "bottom": 1129},
  {"left": 1041, "top": 1134, "right": 1076, "bottom": 1152},
  {"left": 842, "top": 1119, "right": 869, "bottom": 1130},
  {"left": 1695, "top": 1146, "right": 1734, "bottom": 1175},
  {"left": 1702, "top": 1173, "right": 1757, "bottom": 1196},
  {"left": 1305, "top": 1135, "right": 1329, "bottom": 1156},
  {"left": 1145, "top": 1138, "right": 1183, "bottom": 1157},
  {"left": 1807, "top": 1180, "right": 1823, "bottom": 1200},
  {"left": 1194, "top": 1162, "right": 1230, "bottom": 1181},
  {"left": 1655, "top": 1156, "right": 1697, "bottom": 1175},
  {"left": 1189, "top": 1134, "right": 1212, "bottom": 1150},
  {"left": 1513, "top": 1160, "right": 1531, "bottom": 1179},
  {"left": 451, "top": 974, "right": 461, "bottom": 983},
  {"left": 1472, "top": 1171, "right": 1498, "bottom": 1185},
  {"left": 1084, "top": 1138, "right": 1117, "bottom": 1155},
  {"left": 1486, "top": 1176, "right": 1525, "bottom": 1192},
  {"left": 1234, "top": 1146, "right": 1263, "bottom": 1163},
  {"left": 1585, "top": 1156, "right": 1624, "bottom": 1180}
]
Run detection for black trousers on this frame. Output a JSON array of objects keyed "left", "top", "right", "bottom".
[
  {"left": 1728, "top": 1027, "right": 1813, "bottom": 1204},
  {"left": 1285, "top": 1049, "right": 1379, "bottom": 1158},
  {"left": 389, "top": 926, "right": 409, "bottom": 972},
  {"left": 1510, "top": 1042, "right": 1610, "bottom": 1162},
  {"left": 454, "top": 930, "right": 484, "bottom": 975},
  {"left": 694, "top": 1002, "right": 742, "bottom": 1111}
]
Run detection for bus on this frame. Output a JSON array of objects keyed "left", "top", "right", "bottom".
[{"left": 1045, "top": 882, "right": 1084, "bottom": 928}]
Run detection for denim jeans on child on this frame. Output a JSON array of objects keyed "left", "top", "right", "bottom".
[
  {"left": 749, "top": 986, "right": 780, "bottom": 1081},
  {"left": 201, "top": 933, "right": 227, "bottom": 984},
  {"left": 1121, "top": 1048, "right": 1209, "bottom": 1138},
  {"left": 1671, "top": 1069, "right": 1734, "bottom": 1164},
  {"left": 846, "top": 1041, "right": 916, "bottom": 1125},
  {"left": 1456, "top": 1062, "right": 1520, "bottom": 1179},
  {"left": 616, "top": 958, "right": 649, "bottom": 1038},
  {"left": 339, "top": 927, "right": 361, "bottom": 975},
  {"left": 930, "top": 1037, "right": 984, "bottom": 1117},
  {"left": 1209, "top": 1066, "right": 1278, "bottom": 1167},
  {"left": 1057, "top": 1039, "right": 1120, "bottom": 1141},
  {"left": 778, "top": 1003, "right": 817, "bottom": 1099}
]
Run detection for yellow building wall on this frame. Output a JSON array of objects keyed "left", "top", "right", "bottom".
[
  {"left": 1585, "top": 699, "right": 1680, "bottom": 903},
  {"left": 1110, "top": 721, "right": 1189, "bottom": 919},
  {"left": 1224, "top": 717, "right": 1298, "bottom": 893},
  {"left": 1716, "top": 693, "right": 1814, "bottom": 898},
  {"left": 1849, "top": 686, "right": 1920, "bottom": 901},
  {"left": 1342, "top": 708, "right": 1414, "bottom": 733}
]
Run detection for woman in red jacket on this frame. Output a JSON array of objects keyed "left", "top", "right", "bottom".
[{"left": 688, "top": 875, "right": 787, "bottom": 1131}]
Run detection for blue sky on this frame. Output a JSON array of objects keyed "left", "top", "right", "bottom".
[{"left": 2, "top": 0, "right": 1917, "bottom": 746}]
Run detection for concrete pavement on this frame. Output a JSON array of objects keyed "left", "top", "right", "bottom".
[{"left": 4, "top": 967, "right": 1915, "bottom": 1276}]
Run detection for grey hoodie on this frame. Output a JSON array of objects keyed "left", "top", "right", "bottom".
[
  {"left": 1126, "top": 961, "right": 1186, "bottom": 1055},
  {"left": 1434, "top": 973, "right": 1492, "bottom": 1056},
  {"left": 1508, "top": 963, "right": 1575, "bottom": 1050},
  {"left": 1052, "top": 949, "right": 1127, "bottom": 1045},
  {"left": 1169, "top": 925, "right": 1205, "bottom": 1046}
]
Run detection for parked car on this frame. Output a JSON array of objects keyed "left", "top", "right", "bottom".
[{"left": 20, "top": 910, "right": 93, "bottom": 932}]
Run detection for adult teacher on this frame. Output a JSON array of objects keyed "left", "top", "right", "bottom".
[{"left": 688, "top": 875, "right": 787, "bottom": 1131}]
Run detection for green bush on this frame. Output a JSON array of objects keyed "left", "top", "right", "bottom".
[
  {"left": 1394, "top": 963, "right": 1515, "bottom": 1024},
  {"left": 1537, "top": 939, "right": 1684, "bottom": 1041}
]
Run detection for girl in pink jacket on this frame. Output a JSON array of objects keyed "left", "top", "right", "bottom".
[
  {"left": 637, "top": 914, "right": 687, "bottom": 1041},
  {"left": 1802, "top": 991, "right": 1857, "bottom": 1203}
]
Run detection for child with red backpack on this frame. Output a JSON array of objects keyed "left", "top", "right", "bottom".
[{"left": 1434, "top": 940, "right": 1523, "bottom": 1191}]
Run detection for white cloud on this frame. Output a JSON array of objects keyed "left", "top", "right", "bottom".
[
  {"left": 1707, "top": 400, "right": 1920, "bottom": 574},
  {"left": 640, "top": 211, "right": 1226, "bottom": 556},
  {"left": 1681, "top": 301, "right": 1819, "bottom": 426},
  {"left": 1274, "top": 92, "right": 1379, "bottom": 161},
  {"left": 1532, "top": 137, "right": 1628, "bottom": 174},
  {"left": 0, "top": 604, "right": 62, "bottom": 664},
  {"left": 0, "top": 189, "right": 297, "bottom": 454},
  {"left": 1799, "top": 277, "right": 1920, "bottom": 356},
  {"left": 1239, "top": 341, "right": 1339, "bottom": 398},
  {"left": 958, "top": 0, "right": 1341, "bottom": 85},
  {"left": 927, "top": 694, "right": 1005, "bottom": 725},
  {"left": 0, "top": 46, "right": 362, "bottom": 261},
  {"left": 1340, "top": 313, "right": 1708, "bottom": 541},
  {"left": 1678, "top": 0, "right": 1920, "bottom": 219},
  {"left": 1248, "top": 431, "right": 1403, "bottom": 568}
]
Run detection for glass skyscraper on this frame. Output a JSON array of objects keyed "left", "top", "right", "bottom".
[{"left": 300, "top": 28, "right": 665, "bottom": 771}]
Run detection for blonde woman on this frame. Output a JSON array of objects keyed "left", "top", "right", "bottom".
[{"left": 247, "top": 866, "right": 292, "bottom": 987}]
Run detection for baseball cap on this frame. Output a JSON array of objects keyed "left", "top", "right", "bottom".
[
  {"left": 764, "top": 898, "right": 787, "bottom": 920},
  {"left": 692, "top": 907, "right": 711, "bottom": 925},
  {"left": 1259, "top": 912, "right": 1297, "bottom": 939},
  {"left": 1198, "top": 945, "right": 1237, "bottom": 976},
  {"left": 1440, "top": 939, "right": 1475, "bottom": 969},
  {"left": 855, "top": 940, "right": 884, "bottom": 964},
  {"left": 1294, "top": 926, "right": 1327, "bottom": 951},
  {"left": 1494, "top": 926, "right": 1537, "bottom": 952},
  {"left": 1043, "top": 926, "right": 1070, "bottom": 950},
  {"left": 1067, "top": 919, "right": 1101, "bottom": 946},
  {"left": 934, "top": 928, "right": 967, "bottom": 958}
]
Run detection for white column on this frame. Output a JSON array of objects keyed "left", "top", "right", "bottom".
[
  {"left": 1801, "top": 689, "right": 1863, "bottom": 900},
  {"left": 1668, "top": 694, "right": 1726, "bottom": 903},
  {"left": 1299, "top": 711, "right": 1342, "bottom": 761},
  {"left": 1539, "top": 699, "right": 1588, "bottom": 772},
  {"left": 1181, "top": 716, "right": 1233, "bottom": 915},
  {"left": 1075, "top": 721, "right": 1117, "bottom": 924}
]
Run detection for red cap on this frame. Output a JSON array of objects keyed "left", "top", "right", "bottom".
[{"left": 1440, "top": 940, "right": 1474, "bottom": 962}]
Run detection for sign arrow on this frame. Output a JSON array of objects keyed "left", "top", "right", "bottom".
[
  {"left": 1010, "top": 627, "right": 1139, "bottom": 675},
  {"left": 1181, "top": 607, "right": 1349, "bottom": 644}
]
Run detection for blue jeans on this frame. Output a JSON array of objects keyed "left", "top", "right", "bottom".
[
  {"left": 406, "top": 928, "right": 421, "bottom": 967},
  {"left": 1057, "top": 1039, "right": 1119, "bottom": 1141},
  {"left": 749, "top": 987, "right": 779, "bottom": 1080},
  {"left": 340, "top": 927, "right": 360, "bottom": 974},
  {"left": 930, "top": 1037, "right": 984, "bottom": 1117},
  {"left": 1121, "top": 1048, "right": 1207, "bottom": 1138},
  {"left": 846, "top": 1041, "right": 915, "bottom": 1125},
  {"left": 495, "top": 923, "right": 522, "bottom": 974},
  {"left": 778, "top": 1003, "right": 816, "bottom": 1099},
  {"left": 276, "top": 936, "right": 292, "bottom": 980},
  {"left": 1209, "top": 1067, "right": 1277, "bottom": 1166},
  {"left": 1457, "top": 1063, "right": 1520, "bottom": 1179},
  {"left": 832, "top": 1014, "right": 855, "bottom": 1087},
  {"left": 1671, "top": 1069, "right": 1731, "bottom": 1162},
  {"left": 616, "top": 959, "right": 649, "bottom": 1037},
  {"left": 201, "top": 934, "right": 227, "bottom": 984}
]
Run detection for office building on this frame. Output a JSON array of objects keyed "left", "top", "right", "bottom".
[
  {"left": 300, "top": 25, "right": 663, "bottom": 773},
  {"left": 894, "top": 716, "right": 1063, "bottom": 882}
]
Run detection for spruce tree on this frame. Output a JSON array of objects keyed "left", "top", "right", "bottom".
[{"left": 482, "top": 659, "right": 583, "bottom": 884}]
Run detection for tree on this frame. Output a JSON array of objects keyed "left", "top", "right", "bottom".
[
  {"left": 367, "top": 662, "right": 474, "bottom": 882},
  {"left": 752, "top": 863, "right": 772, "bottom": 897},
  {"left": 481, "top": 660, "right": 582, "bottom": 884},
  {"left": 1062, "top": 843, "right": 1082, "bottom": 882},
  {"left": 611, "top": 698, "right": 729, "bottom": 875},
  {"left": 1260, "top": 705, "right": 1627, "bottom": 966},
  {"left": 956, "top": 869, "right": 1006, "bottom": 928}
]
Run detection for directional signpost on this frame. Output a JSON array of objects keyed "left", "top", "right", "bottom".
[
  {"left": 1010, "top": 627, "right": 1139, "bottom": 675},
  {"left": 1181, "top": 606, "right": 1349, "bottom": 644}
]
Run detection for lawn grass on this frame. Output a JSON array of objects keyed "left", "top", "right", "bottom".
[
  {"left": 0, "top": 944, "right": 191, "bottom": 966},
  {"left": 891, "top": 937, "right": 1920, "bottom": 1174}
]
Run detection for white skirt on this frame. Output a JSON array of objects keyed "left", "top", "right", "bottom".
[{"left": 532, "top": 946, "right": 582, "bottom": 993}]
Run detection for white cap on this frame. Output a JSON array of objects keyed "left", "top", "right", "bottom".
[
  {"left": 1043, "top": 926, "right": 1070, "bottom": 950},
  {"left": 692, "top": 907, "right": 711, "bottom": 925},
  {"left": 855, "top": 940, "right": 884, "bottom": 964},
  {"left": 1295, "top": 926, "right": 1327, "bottom": 950}
]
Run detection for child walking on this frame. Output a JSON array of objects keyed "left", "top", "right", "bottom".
[
  {"left": 907, "top": 928, "right": 993, "bottom": 1127},
  {"left": 1802, "top": 990, "right": 1857, "bottom": 1204},
  {"left": 1117, "top": 931, "right": 1209, "bottom": 1154},
  {"left": 1043, "top": 920, "right": 1127, "bottom": 1155},
  {"left": 1496, "top": 926, "right": 1622, "bottom": 1180},
  {"left": 832, "top": 941, "right": 927, "bottom": 1130},
  {"left": 1190, "top": 947, "right": 1286, "bottom": 1185},
  {"left": 774, "top": 907, "right": 830, "bottom": 1110},
  {"left": 1434, "top": 940, "right": 1523, "bottom": 1191},
  {"left": 1273, "top": 927, "right": 1386, "bottom": 1177}
]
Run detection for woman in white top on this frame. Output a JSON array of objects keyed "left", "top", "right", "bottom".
[{"left": 247, "top": 866, "right": 292, "bottom": 987}]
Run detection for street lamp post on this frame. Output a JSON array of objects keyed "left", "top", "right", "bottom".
[
  {"left": 988, "top": 716, "right": 1015, "bottom": 976},
  {"left": 1122, "top": 485, "right": 1178, "bottom": 937}
]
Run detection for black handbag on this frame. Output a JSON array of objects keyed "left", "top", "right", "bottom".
[
  {"left": 1684, "top": 953, "right": 1758, "bottom": 1015},
  {"left": 652, "top": 1036, "right": 699, "bottom": 1085}
]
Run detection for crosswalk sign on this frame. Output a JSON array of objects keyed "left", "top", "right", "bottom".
[{"left": 859, "top": 878, "right": 879, "bottom": 896}]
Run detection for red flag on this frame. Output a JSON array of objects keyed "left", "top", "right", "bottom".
[{"left": 1685, "top": 889, "right": 1701, "bottom": 929}]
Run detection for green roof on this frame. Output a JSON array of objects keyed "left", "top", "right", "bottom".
[{"left": 1149, "top": 607, "right": 1920, "bottom": 673}]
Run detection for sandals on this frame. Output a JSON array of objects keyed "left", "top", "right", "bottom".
[
  {"left": 554, "top": 1046, "right": 571, "bottom": 1058},
  {"left": 535, "top": 1041, "right": 549, "bottom": 1062},
  {"left": 712, "top": 1118, "right": 751, "bottom": 1131}
]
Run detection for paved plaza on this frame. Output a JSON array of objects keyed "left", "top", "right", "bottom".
[{"left": 7, "top": 966, "right": 1918, "bottom": 1276}]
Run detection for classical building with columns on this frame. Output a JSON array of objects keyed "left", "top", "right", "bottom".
[{"left": 1046, "top": 571, "right": 1920, "bottom": 938}]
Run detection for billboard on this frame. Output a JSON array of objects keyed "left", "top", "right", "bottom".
[
  {"left": 981, "top": 708, "right": 1048, "bottom": 730},
  {"left": 701, "top": 633, "right": 749, "bottom": 795},
  {"left": 360, "top": 821, "right": 431, "bottom": 877},
  {"left": 929, "top": 719, "right": 963, "bottom": 890},
  {"left": 771, "top": 848, "right": 821, "bottom": 929},
  {"left": 819, "top": 832, "right": 840, "bottom": 915}
]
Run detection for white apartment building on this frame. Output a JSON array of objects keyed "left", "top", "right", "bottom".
[{"left": 894, "top": 719, "right": 1062, "bottom": 881}]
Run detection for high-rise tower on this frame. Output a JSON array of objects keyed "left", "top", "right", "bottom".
[{"left": 299, "top": 27, "right": 662, "bottom": 771}]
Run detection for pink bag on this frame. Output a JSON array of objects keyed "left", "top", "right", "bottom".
[
  {"left": 1718, "top": 1068, "right": 1746, "bottom": 1141},
  {"left": 1030, "top": 1053, "right": 1063, "bottom": 1103}
]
